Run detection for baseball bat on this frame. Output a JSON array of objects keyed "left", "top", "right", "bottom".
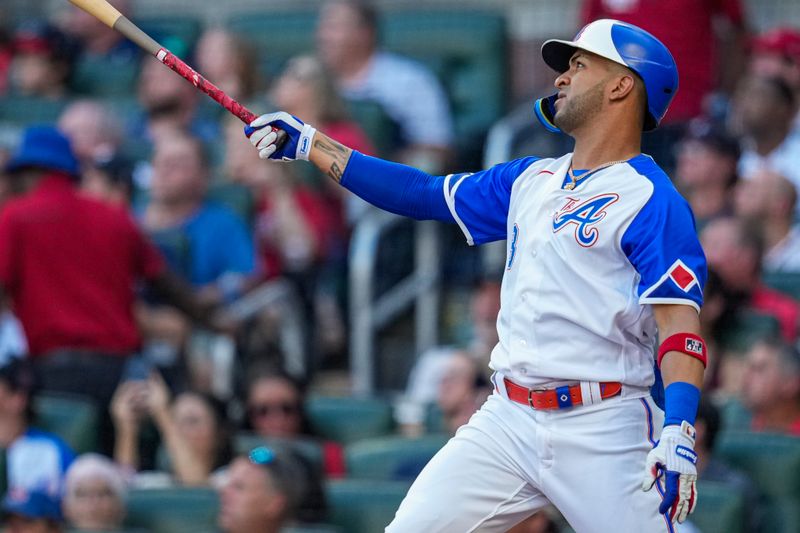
[{"left": 67, "top": 0, "right": 262, "bottom": 127}]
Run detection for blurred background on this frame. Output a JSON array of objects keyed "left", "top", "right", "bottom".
[{"left": 0, "top": 0, "right": 798, "bottom": 532}]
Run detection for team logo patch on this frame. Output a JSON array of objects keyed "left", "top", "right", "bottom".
[
  {"left": 507, "top": 223, "right": 520, "bottom": 270},
  {"left": 667, "top": 260, "right": 699, "bottom": 292},
  {"left": 685, "top": 338, "right": 704, "bottom": 355},
  {"left": 552, "top": 194, "right": 619, "bottom": 247}
]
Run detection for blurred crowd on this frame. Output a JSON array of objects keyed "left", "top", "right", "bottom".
[{"left": 0, "top": 0, "right": 797, "bottom": 531}]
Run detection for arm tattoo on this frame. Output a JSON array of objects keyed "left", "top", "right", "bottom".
[
  {"left": 313, "top": 137, "right": 349, "bottom": 183},
  {"left": 328, "top": 162, "right": 343, "bottom": 182}
]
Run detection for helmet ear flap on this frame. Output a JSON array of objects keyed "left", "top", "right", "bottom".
[{"left": 534, "top": 94, "right": 562, "bottom": 133}]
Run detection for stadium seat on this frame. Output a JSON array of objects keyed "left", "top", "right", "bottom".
[
  {"left": 225, "top": 11, "right": 317, "bottom": 80},
  {"left": 135, "top": 16, "right": 203, "bottom": 56},
  {"left": 305, "top": 396, "right": 395, "bottom": 445},
  {"left": 124, "top": 487, "right": 219, "bottom": 533},
  {"left": 762, "top": 271, "right": 800, "bottom": 301},
  {"left": 690, "top": 480, "right": 746, "bottom": 533},
  {"left": 344, "top": 99, "right": 399, "bottom": 158},
  {"left": 0, "top": 96, "right": 68, "bottom": 125},
  {"left": 717, "top": 310, "right": 781, "bottom": 353},
  {"left": 70, "top": 56, "right": 140, "bottom": 97},
  {"left": 382, "top": 10, "right": 508, "bottom": 166},
  {"left": 325, "top": 479, "right": 410, "bottom": 533},
  {"left": 34, "top": 392, "right": 99, "bottom": 454},
  {"left": 715, "top": 431, "right": 800, "bottom": 533},
  {"left": 345, "top": 434, "right": 449, "bottom": 481},
  {"left": 284, "top": 525, "right": 341, "bottom": 533}
]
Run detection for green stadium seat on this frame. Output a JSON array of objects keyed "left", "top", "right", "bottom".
[
  {"left": 0, "top": 96, "right": 68, "bottom": 125},
  {"left": 344, "top": 99, "right": 399, "bottom": 158},
  {"left": 124, "top": 487, "right": 219, "bottom": 533},
  {"left": 325, "top": 479, "right": 410, "bottom": 533},
  {"left": 283, "top": 524, "right": 340, "bottom": 533},
  {"left": 135, "top": 16, "right": 203, "bottom": 56},
  {"left": 345, "top": 434, "right": 449, "bottom": 480},
  {"left": 762, "top": 271, "right": 800, "bottom": 301},
  {"left": 715, "top": 431, "right": 800, "bottom": 533},
  {"left": 690, "top": 481, "right": 745, "bottom": 533},
  {"left": 70, "top": 56, "right": 140, "bottom": 97},
  {"left": 34, "top": 392, "right": 99, "bottom": 454},
  {"left": 382, "top": 10, "right": 507, "bottom": 164},
  {"left": 226, "top": 11, "right": 317, "bottom": 81},
  {"left": 305, "top": 396, "right": 394, "bottom": 445},
  {"left": 717, "top": 397, "right": 752, "bottom": 432},
  {"left": 717, "top": 311, "right": 781, "bottom": 353}
]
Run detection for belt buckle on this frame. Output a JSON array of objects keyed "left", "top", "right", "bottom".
[{"left": 527, "top": 389, "right": 535, "bottom": 409}]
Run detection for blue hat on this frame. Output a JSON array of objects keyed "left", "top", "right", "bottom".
[
  {"left": 2, "top": 489, "right": 62, "bottom": 522},
  {"left": 5, "top": 126, "right": 79, "bottom": 176}
]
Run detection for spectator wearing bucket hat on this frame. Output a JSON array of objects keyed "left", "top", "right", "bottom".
[{"left": 0, "top": 125, "right": 220, "bottom": 454}]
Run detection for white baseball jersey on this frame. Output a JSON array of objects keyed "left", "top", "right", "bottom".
[{"left": 443, "top": 153, "right": 706, "bottom": 388}]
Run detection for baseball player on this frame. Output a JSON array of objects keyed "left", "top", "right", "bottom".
[{"left": 246, "top": 19, "right": 707, "bottom": 533}]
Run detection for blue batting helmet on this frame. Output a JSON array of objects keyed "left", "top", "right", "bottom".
[{"left": 534, "top": 19, "right": 679, "bottom": 133}]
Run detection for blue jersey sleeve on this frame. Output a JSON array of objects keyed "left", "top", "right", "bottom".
[
  {"left": 444, "top": 157, "right": 540, "bottom": 245},
  {"left": 621, "top": 183, "right": 707, "bottom": 312},
  {"left": 341, "top": 152, "right": 539, "bottom": 245}
]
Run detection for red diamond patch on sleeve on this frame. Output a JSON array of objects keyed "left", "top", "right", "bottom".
[{"left": 670, "top": 264, "right": 695, "bottom": 291}]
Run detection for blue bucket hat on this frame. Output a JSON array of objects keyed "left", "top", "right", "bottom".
[{"left": 5, "top": 125, "right": 79, "bottom": 177}]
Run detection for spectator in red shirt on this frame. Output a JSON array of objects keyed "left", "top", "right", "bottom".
[
  {"left": 700, "top": 216, "right": 799, "bottom": 342},
  {"left": 0, "top": 125, "right": 214, "bottom": 452},
  {"left": 581, "top": 0, "right": 747, "bottom": 123},
  {"left": 741, "top": 336, "right": 800, "bottom": 436},
  {"left": 581, "top": 0, "right": 747, "bottom": 171}
]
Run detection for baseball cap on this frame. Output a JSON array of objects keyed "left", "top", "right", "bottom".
[
  {"left": 5, "top": 125, "right": 80, "bottom": 177},
  {"left": 751, "top": 27, "right": 800, "bottom": 63},
  {"left": 2, "top": 489, "right": 62, "bottom": 522},
  {"left": 12, "top": 21, "right": 78, "bottom": 64},
  {"left": 0, "top": 357, "right": 37, "bottom": 394}
]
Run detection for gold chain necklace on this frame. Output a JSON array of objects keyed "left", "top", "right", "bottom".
[{"left": 565, "top": 159, "right": 628, "bottom": 190}]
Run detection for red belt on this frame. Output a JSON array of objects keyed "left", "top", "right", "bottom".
[{"left": 503, "top": 377, "right": 622, "bottom": 410}]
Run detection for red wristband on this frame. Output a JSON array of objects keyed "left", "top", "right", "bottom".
[{"left": 657, "top": 332, "right": 707, "bottom": 368}]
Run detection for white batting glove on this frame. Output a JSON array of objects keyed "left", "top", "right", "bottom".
[
  {"left": 245, "top": 112, "right": 317, "bottom": 162},
  {"left": 642, "top": 421, "right": 698, "bottom": 523}
]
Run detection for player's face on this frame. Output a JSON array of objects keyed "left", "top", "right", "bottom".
[{"left": 552, "top": 52, "right": 609, "bottom": 134}]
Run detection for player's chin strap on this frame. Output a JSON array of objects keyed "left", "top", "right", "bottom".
[{"left": 534, "top": 94, "right": 561, "bottom": 133}]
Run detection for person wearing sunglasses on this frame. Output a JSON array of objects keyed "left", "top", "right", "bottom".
[{"left": 244, "top": 367, "right": 345, "bottom": 478}]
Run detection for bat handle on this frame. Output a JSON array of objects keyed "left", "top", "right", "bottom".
[{"left": 156, "top": 48, "right": 257, "bottom": 124}]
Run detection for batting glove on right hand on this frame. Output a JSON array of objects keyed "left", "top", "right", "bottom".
[
  {"left": 642, "top": 421, "right": 698, "bottom": 523},
  {"left": 245, "top": 112, "right": 317, "bottom": 162}
]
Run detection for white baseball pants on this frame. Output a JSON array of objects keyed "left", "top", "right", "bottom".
[{"left": 386, "top": 382, "right": 682, "bottom": 532}]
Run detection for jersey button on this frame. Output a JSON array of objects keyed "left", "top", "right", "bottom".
[{"left": 531, "top": 249, "right": 537, "bottom": 257}]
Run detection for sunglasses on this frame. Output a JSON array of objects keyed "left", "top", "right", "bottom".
[{"left": 247, "top": 402, "right": 299, "bottom": 419}]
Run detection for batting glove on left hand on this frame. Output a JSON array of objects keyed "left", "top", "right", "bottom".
[
  {"left": 642, "top": 421, "right": 698, "bottom": 523},
  {"left": 245, "top": 112, "right": 317, "bottom": 162}
]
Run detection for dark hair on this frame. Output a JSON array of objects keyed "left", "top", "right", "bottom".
[
  {"left": 243, "top": 364, "right": 313, "bottom": 436},
  {"left": 247, "top": 446, "right": 326, "bottom": 522},
  {"left": 762, "top": 76, "right": 796, "bottom": 108},
  {"left": 753, "top": 334, "right": 800, "bottom": 378},
  {"left": 0, "top": 358, "right": 37, "bottom": 422},
  {"left": 338, "top": 0, "right": 378, "bottom": 32},
  {"left": 175, "top": 390, "right": 233, "bottom": 470}
]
